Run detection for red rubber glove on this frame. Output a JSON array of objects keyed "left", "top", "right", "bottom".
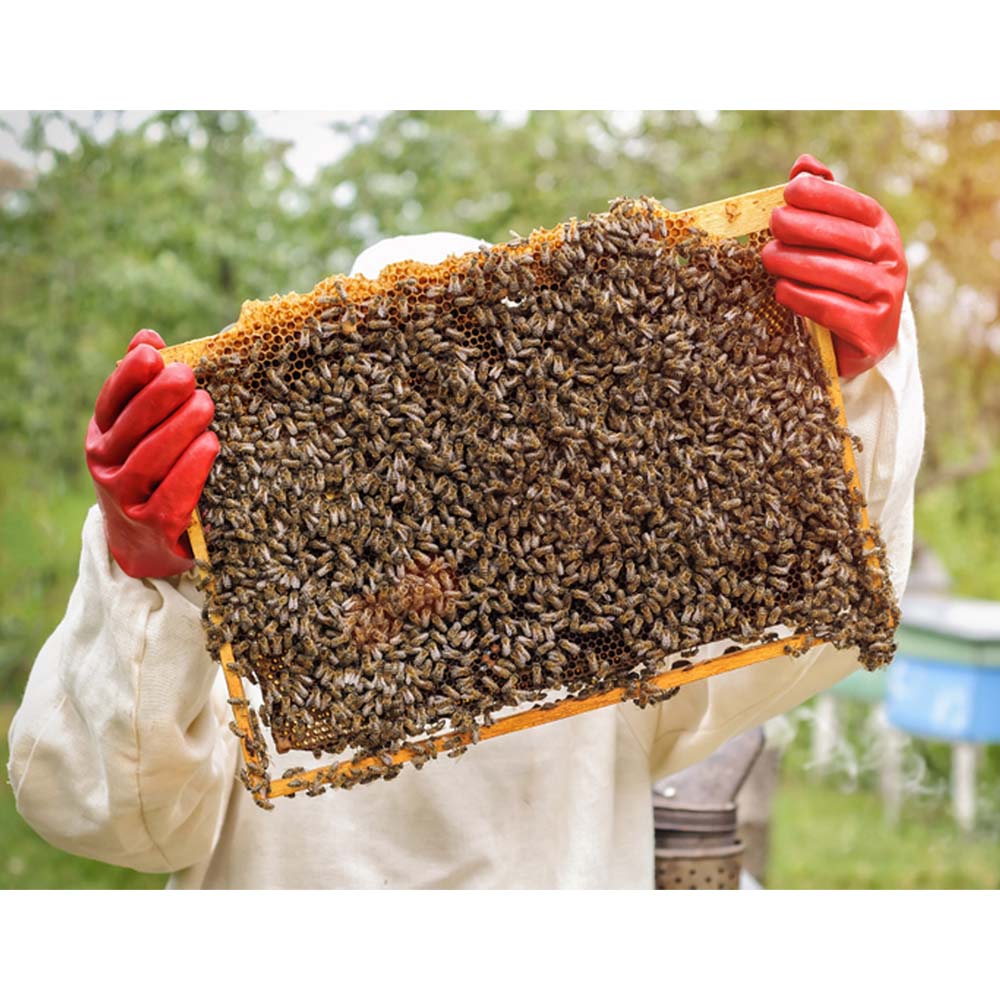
[
  {"left": 85, "top": 329, "right": 219, "bottom": 579},
  {"left": 762, "top": 154, "right": 908, "bottom": 379}
]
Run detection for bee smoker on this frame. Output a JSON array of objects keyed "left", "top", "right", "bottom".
[{"left": 652, "top": 727, "right": 765, "bottom": 889}]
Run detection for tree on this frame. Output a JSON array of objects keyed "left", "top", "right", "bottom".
[{"left": 0, "top": 111, "right": 331, "bottom": 477}]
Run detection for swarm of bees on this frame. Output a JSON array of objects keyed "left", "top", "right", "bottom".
[{"left": 193, "top": 195, "right": 898, "bottom": 795}]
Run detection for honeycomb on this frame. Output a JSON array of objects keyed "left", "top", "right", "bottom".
[{"left": 185, "top": 195, "right": 898, "bottom": 802}]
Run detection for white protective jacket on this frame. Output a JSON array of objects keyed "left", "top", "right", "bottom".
[{"left": 7, "top": 233, "right": 925, "bottom": 888}]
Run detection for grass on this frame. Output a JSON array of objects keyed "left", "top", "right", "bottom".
[
  {"left": 768, "top": 700, "right": 1000, "bottom": 888},
  {"left": 769, "top": 772, "right": 1000, "bottom": 889}
]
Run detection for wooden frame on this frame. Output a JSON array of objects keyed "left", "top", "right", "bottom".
[{"left": 165, "top": 182, "right": 882, "bottom": 804}]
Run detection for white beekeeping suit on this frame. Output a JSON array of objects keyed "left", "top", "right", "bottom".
[{"left": 6, "top": 232, "right": 924, "bottom": 889}]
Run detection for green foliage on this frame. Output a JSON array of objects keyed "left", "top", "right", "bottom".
[
  {"left": 309, "top": 110, "right": 917, "bottom": 246},
  {"left": 916, "top": 456, "right": 1000, "bottom": 600},
  {"left": 0, "top": 459, "right": 94, "bottom": 697},
  {"left": 1, "top": 111, "right": 339, "bottom": 478},
  {"left": 915, "top": 111, "right": 1000, "bottom": 296}
]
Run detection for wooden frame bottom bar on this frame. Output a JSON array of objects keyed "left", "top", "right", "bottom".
[{"left": 266, "top": 634, "right": 819, "bottom": 797}]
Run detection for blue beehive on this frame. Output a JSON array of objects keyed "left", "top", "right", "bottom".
[{"left": 886, "top": 596, "right": 1000, "bottom": 743}]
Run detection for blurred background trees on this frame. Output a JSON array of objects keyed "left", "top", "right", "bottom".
[{"left": 2, "top": 109, "right": 998, "bottom": 694}]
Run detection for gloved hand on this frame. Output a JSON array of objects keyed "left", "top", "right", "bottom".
[
  {"left": 85, "top": 329, "right": 219, "bottom": 579},
  {"left": 762, "top": 154, "right": 908, "bottom": 379}
]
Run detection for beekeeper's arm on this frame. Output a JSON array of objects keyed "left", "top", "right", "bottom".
[
  {"left": 650, "top": 154, "right": 924, "bottom": 780},
  {"left": 6, "top": 330, "right": 235, "bottom": 872}
]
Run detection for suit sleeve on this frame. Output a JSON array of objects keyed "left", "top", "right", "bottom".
[
  {"left": 6, "top": 505, "right": 237, "bottom": 873},
  {"left": 649, "top": 295, "right": 924, "bottom": 781}
]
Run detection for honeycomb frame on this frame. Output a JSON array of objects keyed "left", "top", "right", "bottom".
[{"left": 162, "top": 183, "right": 888, "bottom": 806}]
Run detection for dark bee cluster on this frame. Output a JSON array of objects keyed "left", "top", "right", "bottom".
[{"left": 195, "top": 195, "right": 899, "bottom": 779}]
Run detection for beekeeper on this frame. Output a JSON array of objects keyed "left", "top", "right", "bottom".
[{"left": 7, "top": 155, "right": 923, "bottom": 888}]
